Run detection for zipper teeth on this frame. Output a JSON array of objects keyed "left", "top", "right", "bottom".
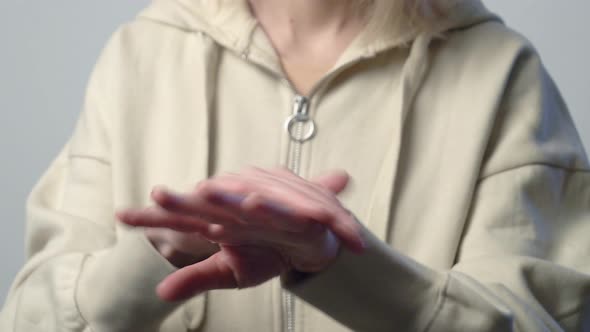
[
  {"left": 284, "top": 292, "right": 295, "bottom": 332},
  {"left": 286, "top": 122, "right": 303, "bottom": 332},
  {"left": 283, "top": 95, "right": 309, "bottom": 332},
  {"left": 284, "top": 135, "right": 300, "bottom": 332},
  {"left": 290, "top": 122, "right": 304, "bottom": 173}
]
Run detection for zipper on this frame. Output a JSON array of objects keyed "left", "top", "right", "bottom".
[
  {"left": 283, "top": 95, "right": 315, "bottom": 332},
  {"left": 286, "top": 95, "right": 315, "bottom": 172},
  {"left": 238, "top": 44, "right": 373, "bottom": 332}
]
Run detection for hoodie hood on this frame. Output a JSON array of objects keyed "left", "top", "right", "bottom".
[
  {"left": 139, "top": 1, "right": 256, "bottom": 56},
  {"left": 138, "top": 0, "right": 500, "bottom": 59}
]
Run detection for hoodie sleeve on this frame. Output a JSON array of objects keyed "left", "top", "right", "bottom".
[
  {"left": 0, "top": 26, "right": 182, "bottom": 332},
  {"left": 282, "top": 43, "right": 590, "bottom": 331}
]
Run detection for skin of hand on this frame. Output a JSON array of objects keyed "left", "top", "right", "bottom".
[
  {"left": 143, "top": 226, "right": 220, "bottom": 268},
  {"left": 117, "top": 167, "right": 365, "bottom": 302}
]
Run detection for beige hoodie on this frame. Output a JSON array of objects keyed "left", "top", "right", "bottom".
[{"left": 1, "top": 0, "right": 589, "bottom": 331}]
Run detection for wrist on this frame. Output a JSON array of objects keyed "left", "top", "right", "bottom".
[{"left": 289, "top": 228, "right": 341, "bottom": 273}]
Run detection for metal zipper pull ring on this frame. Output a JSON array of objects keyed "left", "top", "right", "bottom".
[
  {"left": 285, "top": 95, "right": 316, "bottom": 143},
  {"left": 285, "top": 114, "right": 316, "bottom": 143}
]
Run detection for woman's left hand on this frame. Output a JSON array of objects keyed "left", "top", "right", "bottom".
[{"left": 118, "top": 167, "right": 365, "bottom": 302}]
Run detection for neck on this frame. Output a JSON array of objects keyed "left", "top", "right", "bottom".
[
  {"left": 246, "top": 0, "right": 368, "bottom": 96},
  {"left": 248, "top": 0, "right": 365, "bottom": 40}
]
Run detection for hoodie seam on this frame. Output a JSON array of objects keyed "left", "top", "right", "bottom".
[
  {"left": 422, "top": 273, "right": 451, "bottom": 332},
  {"left": 479, "top": 162, "right": 590, "bottom": 182},
  {"left": 137, "top": 15, "right": 258, "bottom": 63},
  {"left": 73, "top": 254, "right": 96, "bottom": 332},
  {"left": 11, "top": 282, "right": 23, "bottom": 331},
  {"left": 67, "top": 154, "right": 111, "bottom": 167},
  {"left": 556, "top": 306, "right": 583, "bottom": 322},
  {"left": 140, "top": 1, "right": 257, "bottom": 54}
]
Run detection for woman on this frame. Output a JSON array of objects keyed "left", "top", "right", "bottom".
[{"left": 1, "top": 0, "right": 589, "bottom": 330}]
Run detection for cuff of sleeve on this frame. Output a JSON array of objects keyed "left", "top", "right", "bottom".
[
  {"left": 282, "top": 225, "right": 445, "bottom": 332},
  {"left": 76, "top": 229, "right": 180, "bottom": 331}
]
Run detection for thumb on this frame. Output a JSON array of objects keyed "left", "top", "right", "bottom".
[
  {"left": 156, "top": 251, "right": 237, "bottom": 302},
  {"left": 310, "top": 170, "right": 350, "bottom": 194}
]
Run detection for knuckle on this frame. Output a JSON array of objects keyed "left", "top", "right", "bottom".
[
  {"left": 194, "top": 180, "right": 216, "bottom": 196},
  {"left": 193, "top": 180, "right": 209, "bottom": 193},
  {"left": 241, "top": 193, "right": 264, "bottom": 212},
  {"left": 316, "top": 185, "right": 334, "bottom": 196},
  {"left": 205, "top": 224, "right": 226, "bottom": 240},
  {"left": 223, "top": 180, "right": 250, "bottom": 194}
]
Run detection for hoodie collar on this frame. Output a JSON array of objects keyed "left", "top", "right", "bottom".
[{"left": 139, "top": 0, "right": 499, "bottom": 61}]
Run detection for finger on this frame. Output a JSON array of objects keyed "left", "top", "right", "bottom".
[
  {"left": 239, "top": 168, "right": 352, "bottom": 227},
  {"left": 300, "top": 207, "right": 365, "bottom": 253},
  {"left": 243, "top": 167, "right": 341, "bottom": 203},
  {"left": 240, "top": 184, "right": 361, "bottom": 252},
  {"left": 253, "top": 167, "right": 350, "bottom": 197},
  {"left": 185, "top": 208, "right": 326, "bottom": 252},
  {"left": 309, "top": 169, "right": 350, "bottom": 194},
  {"left": 217, "top": 171, "right": 340, "bottom": 223},
  {"left": 205, "top": 172, "right": 364, "bottom": 251},
  {"left": 143, "top": 227, "right": 218, "bottom": 255},
  {"left": 156, "top": 251, "right": 238, "bottom": 302},
  {"left": 209, "top": 191, "right": 314, "bottom": 233},
  {"left": 261, "top": 170, "right": 362, "bottom": 252},
  {"left": 241, "top": 195, "right": 361, "bottom": 253},
  {"left": 117, "top": 206, "right": 210, "bottom": 233},
  {"left": 241, "top": 193, "right": 318, "bottom": 233},
  {"left": 156, "top": 246, "right": 285, "bottom": 302},
  {"left": 260, "top": 166, "right": 350, "bottom": 195},
  {"left": 118, "top": 204, "right": 305, "bottom": 247},
  {"left": 118, "top": 205, "right": 291, "bottom": 249},
  {"left": 208, "top": 178, "right": 362, "bottom": 251},
  {"left": 151, "top": 186, "right": 241, "bottom": 227},
  {"left": 197, "top": 176, "right": 315, "bottom": 231}
]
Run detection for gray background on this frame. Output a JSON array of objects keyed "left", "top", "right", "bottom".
[{"left": 1, "top": 1, "right": 589, "bottom": 303}]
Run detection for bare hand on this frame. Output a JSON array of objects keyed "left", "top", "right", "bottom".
[
  {"left": 118, "top": 167, "right": 365, "bottom": 302},
  {"left": 117, "top": 189, "right": 220, "bottom": 268},
  {"left": 143, "top": 226, "right": 219, "bottom": 268}
]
